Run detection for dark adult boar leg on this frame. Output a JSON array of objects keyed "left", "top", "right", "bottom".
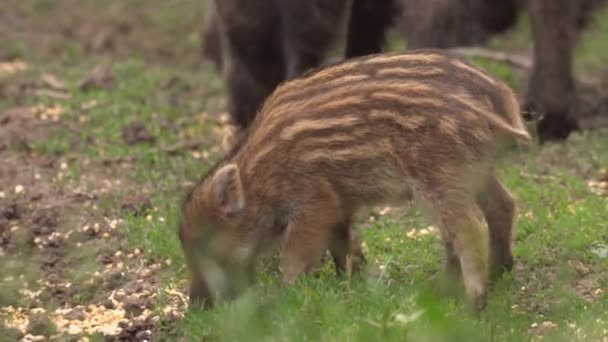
[
  {"left": 201, "top": 0, "right": 222, "bottom": 69},
  {"left": 345, "top": 0, "right": 394, "bottom": 58},
  {"left": 214, "top": 0, "right": 285, "bottom": 129},
  {"left": 329, "top": 217, "right": 366, "bottom": 276},
  {"left": 527, "top": 0, "right": 580, "bottom": 142},
  {"left": 477, "top": 0, "right": 524, "bottom": 35},
  {"left": 276, "top": 0, "right": 349, "bottom": 78},
  {"left": 222, "top": 60, "right": 273, "bottom": 129}
]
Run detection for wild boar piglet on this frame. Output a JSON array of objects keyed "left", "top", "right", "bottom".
[{"left": 179, "top": 49, "right": 531, "bottom": 310}]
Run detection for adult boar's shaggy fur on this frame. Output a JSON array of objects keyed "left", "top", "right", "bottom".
[
  {"left": 201, "top": 0, "right": 606, "bottom": 142},
  {"left": 201, "top": 0, "right": 352, "bottom": 130},
  {"left": 397, "top": 0, "right": 605, "bottom": 142}
]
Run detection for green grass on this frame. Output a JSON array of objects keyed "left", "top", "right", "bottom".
[
  {"left": 1, "top": 2, "right": 608, "bottom": 341},
  {"left": 160, "top": 134, "right": 608, "bottom": 341},
  {"left": 57, "top": 43, "right": 606, "bottom": 342}
]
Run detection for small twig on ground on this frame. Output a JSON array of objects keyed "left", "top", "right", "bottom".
[
  {"left": 33, "top": 89, "right": 72, "bottom": 100},
  {"left": 519, "top": 171, "right": 560, "bottom": 183},
  {"left": 71, "top": 190, "right": 98, "bottom": 201},
  {"left": 447, "top": 47, "right": 599, "bottom": 87},
  {"left": 100, "top": 156, "right": 137, "bottom": 166},
  {"left": 162, "top": 140, "right": 206, "bottom": 155}
]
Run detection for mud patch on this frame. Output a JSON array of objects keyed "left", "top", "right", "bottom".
[
  {"left": 0, "top": 107, "right": 42, "bottom": 152},
  {"left": 122, "top": 121, "right": 156, "bottom": 146},
  {"left": 0, "top": 96, "right": 179, "bottom": 340},
  {"left": 574, "top": 271, "right": 606, "bottom": 303},
  {"left": 120, "top": 194, "right": 152, "bottom": 217}
]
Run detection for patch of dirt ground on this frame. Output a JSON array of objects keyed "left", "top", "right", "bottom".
[
  {"left": 0, "top": 103, "right": 186, "bottom": 340},
  {"left": 0, "top": 0, "right": 207, "bottom": 68},
  {"left": 1, "top": 3, "right": 207, "bottom": 338}
]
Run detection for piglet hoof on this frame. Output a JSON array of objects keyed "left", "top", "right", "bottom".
[{"left": 467, "top": 291, "right": 488, "bottom": 314}]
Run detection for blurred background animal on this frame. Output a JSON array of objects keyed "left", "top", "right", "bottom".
[
  {"left": 200, "top": 0, "right": 394, "bottom": 131},
  {"left": 201, "top": 0, "right": 606, "bottom": 143}
]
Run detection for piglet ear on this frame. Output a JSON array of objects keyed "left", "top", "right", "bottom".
[{"left": 209, "top": 163, "right": 245, "bottom": 219}]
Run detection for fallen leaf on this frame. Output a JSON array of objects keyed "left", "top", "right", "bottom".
[
  {"left": 79, "top": 65, "right": 115, "bottom": 91},
  {"left": 41, "top": 74, "right": 66, "bottom": 90},
  {"left": 393, "top": 309, "right": 425, "bottom": 326},
  {"left": 0, "top": 60, "right": 28, "bottom": 76},
  {"left": 81, "top": 100, "right": 100, "bottom": 110}
]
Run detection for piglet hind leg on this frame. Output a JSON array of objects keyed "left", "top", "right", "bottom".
[
  {"left": 329, "top": 217, "right": 366, "bottom": 278},
  {"left": 426, "top": 190, "right": 490, "bottom": 312},
  {"left": 436, "top": 237, "right": 464, "bottom": 299},
  {"left": 476, "top": 174, "right": 517, "bottom": 282},
  {"left": 222, "top": 51, "right": 276, "bottom": 130}
]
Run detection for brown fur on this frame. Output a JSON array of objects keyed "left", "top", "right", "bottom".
[
  {"left": 205, "top": 0, "right": 350, "bottom": 130},
  {"left": 398, "top": 0, "right": 524, "bottom": 49},
  {"left": 180, "top": 50, "right": 530, "bottom": 311},
  {"left": 201, "top": 0, "right": 606, "bottom": 142}
]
